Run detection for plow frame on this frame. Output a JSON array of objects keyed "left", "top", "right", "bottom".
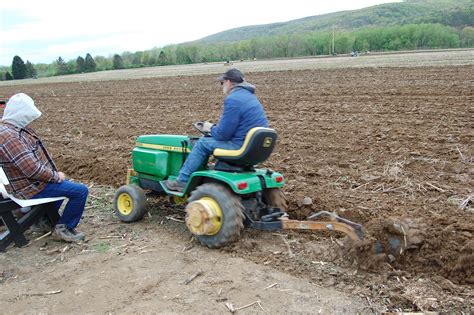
[{"left": 244, "top": 207, "right": 364, "bottom": 242}]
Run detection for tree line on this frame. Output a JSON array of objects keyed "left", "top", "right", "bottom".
[{"left": 1, "top": 23, "right": 473, "bottom": 80}]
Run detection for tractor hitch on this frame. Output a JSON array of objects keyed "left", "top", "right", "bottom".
[
  {"left": 281, "top": 211, "right": 364, "bottom": 242},
  {"left": 243, "top": 206, "right": 364, "bottom": 242}
]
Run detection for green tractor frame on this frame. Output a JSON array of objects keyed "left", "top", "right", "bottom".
[{"left": 113, "top": 127, "right": 364, "bottom": 248}]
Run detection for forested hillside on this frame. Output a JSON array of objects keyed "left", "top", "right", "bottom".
[{"left": 198, "top": 0, "right": 472, "bottom": 43}]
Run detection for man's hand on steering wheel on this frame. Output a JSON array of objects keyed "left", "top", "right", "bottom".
[{"left": 193, "top": 121, "right": 214, "bottom": 136}]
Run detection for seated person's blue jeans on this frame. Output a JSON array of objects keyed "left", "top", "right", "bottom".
[
  {"left": 32, "top": 180, "right": 88, "bottom": 229},
  {"left": 178, "top": 137, "right": 241, "bottom": 183}
]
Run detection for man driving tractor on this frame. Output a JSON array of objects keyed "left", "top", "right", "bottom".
[
  {"left": 115, "top": 69, "right": 365, "bottom": 248},
  {"left": 164, "top": 68, "right": 269, "bottom": 192}
]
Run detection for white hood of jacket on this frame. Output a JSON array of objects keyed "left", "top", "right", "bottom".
[{"left": 2, "top": 93, "right": 41, "bottom": 128}]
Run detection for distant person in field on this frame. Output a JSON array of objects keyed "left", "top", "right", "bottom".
[
  {"left": 164, "top": 68, "right": 269, "bottom": 192},
  {"left": 0, "top": 93, "right": 88, "bottom": 242}
]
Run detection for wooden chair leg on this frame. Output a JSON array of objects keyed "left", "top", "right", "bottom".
[
  {"left": 0, "top": 211, "right": 28, "bottom": 251},
  {"left": 1, "top": 199, "right": 27, "bottom": 251},
  {"left": 0, "top": 200, "right": 62, "bottom": 252}
]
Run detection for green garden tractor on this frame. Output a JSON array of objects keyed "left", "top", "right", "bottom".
[{"left": 113, "top": 125, "right": 364, "bottom": 248}]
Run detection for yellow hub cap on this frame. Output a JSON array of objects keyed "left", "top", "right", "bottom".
[
  {"left": 185, "top": 197, "right": 222, "bottom": 236},
  {"left": 117, "top": 193, "right": 133, "bottom": 215}
]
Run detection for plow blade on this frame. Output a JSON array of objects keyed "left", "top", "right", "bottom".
[{"left": 281, "top": 211, "right": 364, "bottom": 242}]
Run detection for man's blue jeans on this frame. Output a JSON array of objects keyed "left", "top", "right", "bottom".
[
  {"left": 178, "top": 137, "right": 241, "bottom": 183},
  {"left": 32, "top": 180, "right": 88, "bottom": 229}
]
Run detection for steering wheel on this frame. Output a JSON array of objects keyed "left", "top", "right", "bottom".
[{"left": 193, "top": 121, "right": 211, "bottom": 136}]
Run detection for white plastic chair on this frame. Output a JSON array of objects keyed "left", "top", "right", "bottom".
[
  {"left": 0, "top": 167, "right": 65, "bottom": 251},
  {"left": 0, "top": 167, "right": 65, "bottom": 207}
]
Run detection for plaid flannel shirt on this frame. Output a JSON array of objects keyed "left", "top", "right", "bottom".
[{"left": 0, "top": 121, "right": 60, "bottom": 199}]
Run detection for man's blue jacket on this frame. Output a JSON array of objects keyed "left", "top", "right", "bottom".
[{"left": 210, "top": 81, "right": 268, "bottom": 146}]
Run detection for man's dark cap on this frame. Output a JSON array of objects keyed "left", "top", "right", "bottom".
[{"left": 217, "top": 68, "right": 244, "bottom": 83}]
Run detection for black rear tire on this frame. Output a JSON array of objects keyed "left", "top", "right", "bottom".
[{"left": 187, "top": 183, "right": 244, "bottom": 248}]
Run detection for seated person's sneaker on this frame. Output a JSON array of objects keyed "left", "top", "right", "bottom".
[
  {"left": 30, "top": 216, "right": 54, "bottom": 233},
  {"left": 53, "top": 224, "right": 85, "bottom": 242},
  {"left": 164, "top": 179, "right": 186, "bottom": 192}
]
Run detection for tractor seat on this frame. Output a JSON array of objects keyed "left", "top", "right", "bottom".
[{"left": 212, "top": 127, "right": 277, "bottom": 172}]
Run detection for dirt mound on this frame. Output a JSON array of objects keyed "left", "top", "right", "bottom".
[{"left": 446, "top": 239, "right": 474, "bottom": 284}]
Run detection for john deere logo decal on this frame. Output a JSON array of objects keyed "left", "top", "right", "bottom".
[{"left": 263, "top": 137, "right": 272, "bottom": 147}]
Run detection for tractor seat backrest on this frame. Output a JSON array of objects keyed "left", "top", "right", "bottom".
[{"left": 213, "top": 127, "right": 277, "bottom": 166}]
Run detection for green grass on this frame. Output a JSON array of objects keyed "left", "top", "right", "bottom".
[{"left": 92, "top": 242, "right": 111, "bottom": 253}]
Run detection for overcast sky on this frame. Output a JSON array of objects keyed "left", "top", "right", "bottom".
[{"left": 0, "top": 0, "right": 401, "bottom": 66}]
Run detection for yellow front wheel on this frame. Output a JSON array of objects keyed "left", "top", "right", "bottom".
[
  {"left": 114, "top": 184, "right": 147, "bottom": 222},
  {"left": 117, "top": 193, "right": 133, "bottom": 215}
]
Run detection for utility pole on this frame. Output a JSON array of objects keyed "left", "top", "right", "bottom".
[
  {"left": 332, "top": 24, "right": 335, "bottom": 55},
  {"left": 328, "top": 27, "right": 331, "bottom": 55}
]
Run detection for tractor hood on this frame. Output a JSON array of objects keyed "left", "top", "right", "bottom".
[
  {"left": 2, "top": 93, "right": 41, "bottom": 128},
  {"left": 136, "top": 135, "right": 192, "bottom": 152}
]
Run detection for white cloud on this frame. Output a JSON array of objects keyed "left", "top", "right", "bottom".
[{"left": 0, "top": 0, "right": 401, "bottom": 65}]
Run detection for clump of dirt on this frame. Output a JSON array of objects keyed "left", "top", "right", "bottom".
[{"left": 444, "top": 239, "right": 474, "bottom": 284}]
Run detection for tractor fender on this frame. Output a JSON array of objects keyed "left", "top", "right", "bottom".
[{"left": 188, "top": 170, "right": 264, "bottom": 195}]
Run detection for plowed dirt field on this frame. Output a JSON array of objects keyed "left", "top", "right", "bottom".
[{"left": 0, "top": 54, "right": 473, "bottom": 313}]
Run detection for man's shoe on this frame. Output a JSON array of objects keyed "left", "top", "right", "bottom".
[
  {"left": 53, "top": 224, "right": 85, "bottom": 243},
  {"left": 30, "top": 216, "right": 54, "bottom": 233},
  {"left": 164, "top": 179, "right": 186, "bottom": 192}
]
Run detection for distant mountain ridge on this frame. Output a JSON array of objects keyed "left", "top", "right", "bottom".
[{"left": 195, "top": 0, "right": 473, "bottom": 44}]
